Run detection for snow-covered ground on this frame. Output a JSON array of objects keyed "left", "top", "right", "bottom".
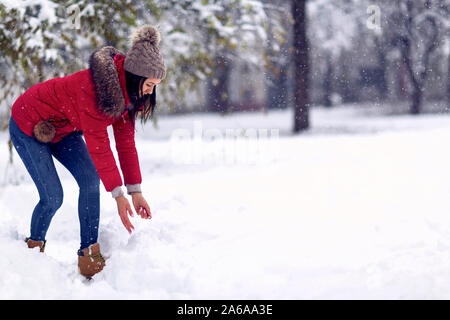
[{"left": 1, "top": 104, "right": 450, "bottom": 299}]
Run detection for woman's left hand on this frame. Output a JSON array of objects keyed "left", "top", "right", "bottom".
[{"left": 131, "top": 193, "right": 152, "bottom": 219}]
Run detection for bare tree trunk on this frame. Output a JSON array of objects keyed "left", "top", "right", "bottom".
[
  {"left": 323, "top": 54, "right": 332, "bottom": 107},
  {"left": 375, "top": 40, "right": 388, "bottom": 101},
  {"left": 207, "top": 55, "right": 230, "bottom": 113},
  {"left": 411, "top": 85, "right": 422, "bottom": 115},
  {"left": 398, "top": 59, "right": 408, "bottom": 100},
  {"left": 392, "top": 4, "right": 438, "bottom": 114},
  {"left": 447, "top": 53, "right": 450, "bottom": 102},
  {"left": 402, "top": 49, "right": 423, "bottom": 115},
  {"left": 292, "top": 0, "right": 309, "bottom": 132},
  {"left": 402, "top": 29, "right": 436, "bottom": 115}
]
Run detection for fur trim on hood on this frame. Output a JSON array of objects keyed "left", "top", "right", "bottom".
[{"left": 89, "top": 46, "right": 127, "bottom": 118}]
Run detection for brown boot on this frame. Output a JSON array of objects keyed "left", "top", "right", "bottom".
[
  {"left": 77, "top": 243, "right": 106, "bottom": 278},
  {"left": 25, "top": 237, "right": 46, "bottom": 252}
]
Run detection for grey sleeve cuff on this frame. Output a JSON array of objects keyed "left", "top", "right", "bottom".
[
  {"left": 126, "top": 184, "right": 142, "bottom": 195},
  {"left": 111, "top": 186, "right": 124, "bottom": 198}
]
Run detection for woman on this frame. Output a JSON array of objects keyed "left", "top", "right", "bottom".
[{"left": 8, "top": 25, "right": 166, "bottom": 278}]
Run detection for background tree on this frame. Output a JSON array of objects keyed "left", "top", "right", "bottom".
[
  {"left": 0, "top": 0, "right": 137, "bottom": 124},
  {"left": 292, "top": 0, "right": 309, "bottom": 132},
  {"left": 263, "top": 0, "right": 292, "bottom": 110},
  {"left": 307, "top": 0, "right": 358, "bottom": 107},
  {"left": 136, "top": 0, "right": 277, "bottom": 114},
  {"left": 384, "top": 0, "right": 450, "bottom": 114},
  {"left": 0, "top": 0, "right": 278, "bottom": 124}
]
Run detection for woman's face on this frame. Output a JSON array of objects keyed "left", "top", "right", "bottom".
[{"left": 141, "top": 78, "right": 161, "bottom": 96}]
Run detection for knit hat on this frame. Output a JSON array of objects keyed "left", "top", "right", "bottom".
[{"left": 124, "top": 25, "right": 166, "bottom": 80}]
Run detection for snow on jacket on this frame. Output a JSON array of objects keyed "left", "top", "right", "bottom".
[{"left": 11, "top": 47, "right": 142, "bottom": 194}]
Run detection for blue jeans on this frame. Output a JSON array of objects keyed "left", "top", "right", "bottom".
[{"left": 9, "top": 117, "right": 100, "bottom": 250}]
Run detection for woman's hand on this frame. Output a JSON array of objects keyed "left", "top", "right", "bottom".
[
  {"left": 116, "top": 195, "right": 135, "bottom": 234},
  {"left": 131, "top": 192, "right": 152, "bottom": 219}
]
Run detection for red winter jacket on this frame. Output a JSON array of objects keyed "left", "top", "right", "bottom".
[{"left": 11, "top": 47, "right": 141, "bottom": 193}]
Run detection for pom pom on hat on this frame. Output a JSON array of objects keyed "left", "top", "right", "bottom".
[{"left": 130, "top": 25, "right": 161, "bottom": 47}]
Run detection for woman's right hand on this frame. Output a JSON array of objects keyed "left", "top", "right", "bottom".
[{"left": 116, "top": 195, "right": 135, "bottom": 234}]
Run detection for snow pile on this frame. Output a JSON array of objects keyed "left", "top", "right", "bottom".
[{"left": 1, "top": 105, "right": 450, "bottom": 299}]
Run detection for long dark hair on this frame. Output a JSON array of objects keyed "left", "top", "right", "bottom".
[{"left": 125, "top": 70, "right": 157, "bottom": 128}]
